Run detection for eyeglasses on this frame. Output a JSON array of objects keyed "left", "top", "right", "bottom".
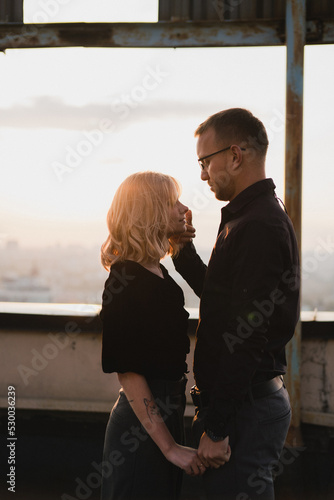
[{"left": 197, "top": 145, "right": 246, "bottom": 170}]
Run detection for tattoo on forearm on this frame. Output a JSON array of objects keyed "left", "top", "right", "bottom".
[{"left": 144, "top": 398, "right": 161, "bottom": 422}]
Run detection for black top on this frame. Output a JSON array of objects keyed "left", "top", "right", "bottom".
[
  {"left": 173, "top": 178, "right": 300, "bottom": 437},
  {"left": 101, "top": 260, "right": 190, "bottom": 381}
]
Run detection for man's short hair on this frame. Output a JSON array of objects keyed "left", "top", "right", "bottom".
[{"left": 195, "top": 108, "right": 269, "bottom": 156}]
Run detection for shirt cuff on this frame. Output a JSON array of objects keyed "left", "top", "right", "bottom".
[
  {"left": 204, "top": 398, "right": 239, "bottom": 440},
  {"left": 205, "top": 412, "right": 228, "bottom": 440},
  {"left": 172, "top": 241, "right": 196, "bottom": 263}
]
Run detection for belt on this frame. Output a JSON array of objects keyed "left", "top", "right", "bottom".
[
  {"left": 248, "top": 375, "right": 284, "bottom": 400},
  {"left": 190, "top": 376, "right": 284, "bottom": 409}
]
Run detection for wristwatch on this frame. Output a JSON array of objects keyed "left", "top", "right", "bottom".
[{"left": 205, "top": 428, "right": 225, "bottom": 442}]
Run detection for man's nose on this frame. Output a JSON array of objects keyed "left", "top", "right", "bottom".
[{"left": 201, "top": 169, "right": 209, "bottom": 181}]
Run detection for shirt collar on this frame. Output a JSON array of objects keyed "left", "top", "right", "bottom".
[{"left": 221, "top": 178, "right": 276, "bottom": 221}]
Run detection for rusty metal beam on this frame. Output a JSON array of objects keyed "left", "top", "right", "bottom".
[
  {"left": 284, "top": 0, "right": 305, "bottom": 447},
  {"left": 0, "top": 20, "right": 333, "bottom": 51},
  {"left": 0, "top": 21, "right": 288, "bottom": 51}
]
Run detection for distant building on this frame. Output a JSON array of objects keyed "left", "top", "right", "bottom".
[{"left": 0, "top": 271, "right": 51, "bottom": 302}]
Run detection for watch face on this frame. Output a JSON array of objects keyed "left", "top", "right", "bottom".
[{"left": 205, "top": 428, "right": 224, "bottom": 442}]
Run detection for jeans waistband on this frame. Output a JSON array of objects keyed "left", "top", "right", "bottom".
[
  {"left": 190, "top": 376, "right": 284, "bottom": 409},
  {"left": 247, "top": 375, "right": 284, "bottom": 401}
]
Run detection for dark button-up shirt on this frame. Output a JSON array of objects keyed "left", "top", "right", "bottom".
[{"left": 174, "top": 178, "right": 300, "bottom": 437}]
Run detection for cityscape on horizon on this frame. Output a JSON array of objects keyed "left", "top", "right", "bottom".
[{"left": 0, "top": 239, "right": 333, "bottom": 313}]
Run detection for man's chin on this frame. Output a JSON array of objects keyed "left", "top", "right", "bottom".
[
  {"left": 209, "top": 185, "right": 229, "bottom": 201},
  {"left": 214, "top": 191, "right": 224, "bottom": 201},
  {"left": 215, "top": 192, "right": 229, "bottom": 202}
]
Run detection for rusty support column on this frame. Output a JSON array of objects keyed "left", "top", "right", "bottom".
[
  {"left": 284, "top": 0, "right": 305, "bottom": 446},
  {"left": 0, "top": 0, "right": 23, "bottom": 23}
]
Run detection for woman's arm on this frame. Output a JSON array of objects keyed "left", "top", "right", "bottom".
[{"left": 117, "top": 372, "right": 205, "bottom": 476}]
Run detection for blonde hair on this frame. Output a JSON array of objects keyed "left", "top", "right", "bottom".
[{"left": 101, "top": 171, "right": 181, "bottom": 270}]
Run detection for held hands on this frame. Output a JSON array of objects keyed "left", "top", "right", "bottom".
[
  {"left": 198, "top": 433, "right": 231, "bottom": 469},
  {"left": 170, "top": 210, "right": 196, "bottom": 247},
  {"left": 164, "top": 434, "right": 231, "bottom": 476},
  {"left": 164, "top": 443, "right": 206, "bottom": 476}
]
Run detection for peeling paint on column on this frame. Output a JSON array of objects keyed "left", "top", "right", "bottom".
[
  {"left": 301, "top": 339, "right": 334, "bottom": 419},
  {"left": 284, "top": 0, "right": 305, "bottom": 441}
]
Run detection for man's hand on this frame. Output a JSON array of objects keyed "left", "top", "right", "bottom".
[
  {"left": 197, "top": 432, "right": 231, "bottom": 469},
  {"left": 171, "top": 210, "right": 196, "bottom": 247}
]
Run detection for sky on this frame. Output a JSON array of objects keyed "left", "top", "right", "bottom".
[{"left": 0, "top": 0, "right": 333, "bottom": 257}]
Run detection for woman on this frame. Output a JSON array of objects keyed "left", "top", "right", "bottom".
[{"left": 100, "top": 171, "right": 204, "bottom": 500}]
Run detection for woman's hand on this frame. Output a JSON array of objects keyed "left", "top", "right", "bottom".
[
  {"left": 170, "top": 210, "right": 196, "bottom": 247},
  {"left": 118, "top": 373, "right": 205, "bottom": 476},
  {"left": 164, "top": 443, "right": 206, "bottom": 476}
]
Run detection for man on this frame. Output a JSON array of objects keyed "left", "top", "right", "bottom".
[{"left": 173, "top": 108, "right": 300, "bottom": 499}]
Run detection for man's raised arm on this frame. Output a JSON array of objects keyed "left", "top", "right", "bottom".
[{"left": 172, "top": 210, "right": 207, "bottom": 298}]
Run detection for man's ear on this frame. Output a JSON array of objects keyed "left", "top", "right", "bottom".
[{"left": 229, "top": 145, "right": 243, "bottom": 170}]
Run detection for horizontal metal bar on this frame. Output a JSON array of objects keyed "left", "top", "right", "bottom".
[
  {"left": 0, "top": 20, "right": 333, "bottom": 51},
  {"left": 0, "top": 21, "right": 286, "bottom": 50},
  {"left": 301, "top": 410, "right": 334, "bottom": 428}
]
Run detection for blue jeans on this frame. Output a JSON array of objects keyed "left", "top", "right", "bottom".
[
  {"left": 192, "top": 384, "right": 292, "bottom": 500},
  {"left": 100, "top": 378, "right": 186, "bottom": 500}
]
